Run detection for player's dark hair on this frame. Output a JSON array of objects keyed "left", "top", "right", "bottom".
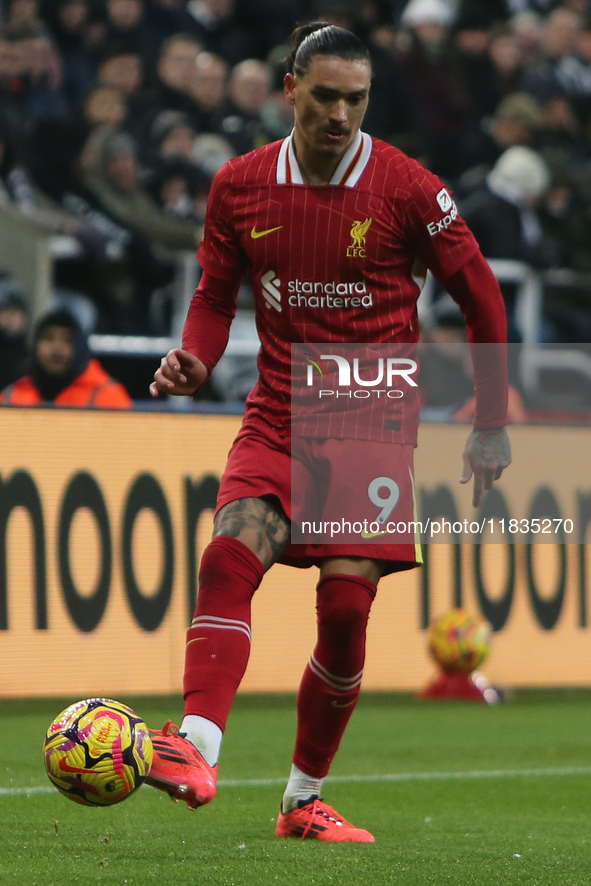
[{"left": 286, "top": 22, "right": 371, "bottom": 77}]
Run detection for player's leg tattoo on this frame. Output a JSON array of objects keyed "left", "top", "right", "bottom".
[{"left": 213, "top": 496, "right": 290, "bottom": 571}]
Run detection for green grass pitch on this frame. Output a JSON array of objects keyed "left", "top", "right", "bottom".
[{"left": 2, "top": 690, "right": 591, "bottom": 885}]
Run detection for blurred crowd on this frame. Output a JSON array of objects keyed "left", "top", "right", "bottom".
[{"left": 0, "top": 0, "right": 590, "bottom": 406}]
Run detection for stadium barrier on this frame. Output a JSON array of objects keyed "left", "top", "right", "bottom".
[
  {"left": 0, "top": 409, "right": 589, "bottom": 698},
  {"left": 0, "top": 206, "right": 62, "bottom": 324},
  {"left": 0, "top": 205, "right": 198, "bottom": 340},
  {"left": 2, "top": 209, "right": 589, "bottom": 409}
]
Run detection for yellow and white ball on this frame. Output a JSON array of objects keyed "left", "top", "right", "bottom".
[{"left": 44, "top": 698, "right": 153, "bottom": 806}]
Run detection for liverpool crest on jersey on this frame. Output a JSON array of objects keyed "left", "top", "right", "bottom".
[{"left": 347, "top": 218, "right": 373, "bottom": 258}]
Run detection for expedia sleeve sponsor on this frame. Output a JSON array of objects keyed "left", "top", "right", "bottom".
[
  {"left": 401, "top": 165, "right": 479, "bottom": 279},
  {"left": 427, "top": 188, "right": 459, "bottom": 237}
]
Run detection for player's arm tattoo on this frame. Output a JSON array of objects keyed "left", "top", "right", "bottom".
[{"left": 213, "top": 497, "right": 291, "bottom": 571}]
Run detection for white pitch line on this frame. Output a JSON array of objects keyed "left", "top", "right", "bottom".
[
  {"left": 3, "top": 766, "right": 591, "bottom": 798},
  {"left": 218, "top": 766, "right": 591, "bottom": 788}
]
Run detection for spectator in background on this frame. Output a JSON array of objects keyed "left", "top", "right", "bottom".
[
  {"left": 453, "top": 0, "right": 510, "bottom": 32},
  {"left": 537, "top": 93, "right": 583, "bottom": 154},
  {"left": 147, "top": 157, "right": 210, "bottom": 223},
  {"left": 144, "top": 109, "right": 214, "bottom": 217},
  {"left": 0, "top": 20, "right": 68, "bottom": 126},
  {"left": 184, "top": 0, "right": 257, "bottom": 65},
  {"left": 0, "top": 306, "right": 133, "bottom": 406},
  {"left": 84, "top": 82, "right": 127, "bottom": 129},
  {"left": 457, "top": 91, "right": 543, "bottom": 191},
  {"left": 104, "top": 0, "right": 155, "bottom": 55},
  {"left": 534, "top": 92, "right": 591, "bottom": 189},
  {"left": 42, "top": 0, "right": 95, "bottom": 111},
  {"left": 520, "top": 7, "right": 585, "bottom": 102},
  {"left": 3, "top": 0, "right": 42, "bottom": 26},
  {"left": 455, "top": 14, "right": 508, "bottom": 117},
  {"left": 96, "top": 44, "right": 144, "bottom": 100},
  {"left": 81, "top": 127, "right": 200, "bottom": 251},
  {"left": 0, "top": 119, "right": 101, "bottom": 242},
  {"left": 487, "top": 26, "right": 530, "bottom": 99},
  {"left": 419, "top": 295, "right": 527, "bottom": 422},
  {"left": 190, "top": 130, "right": 234, "bottom": 177},
  {"left": 394, "top": 0, "right": 476, "bottom": 177},
  {"left": 22, "top": 20, "right": 69, "bottom": 119},
  {"left": 143, "top": 0, "right": 200, "bottom": 48},
  {"left": 83, "top": 0, "right": 109, "bottom": 52},
  {"left": 0, "top": 25, "right": 31, "bottom": 140},
  {"left": 130, "top": 33, "right": 204, "bottom": 137},
  {"left": 148, "top": 109, "right": 197, "bottom": 165},
  {"left": 215, "top": 58, "right": 274, "bottom": 154},
  {"left": 538, "top": 171, "right": 591, "bottom": 272},
  {"left": 23, "top": 82, "right": 127, "bottom": 202},
  {"left": 232, "top": 0, "right": 304, "bottom": 60},
  {"left": 57, "top": 166, "right": 178, "bottom": 334},
  {"left": 0, "top": 277, "right": 28, "bottom": 391},
  {"left": 459, "top": 144, "right": 552, "bottom": 339},
  {"left": 460, "top": 144, "right": 552, "bottom": 265},
  {"left": 419, "top": 296, "right": 479, "bottom": 412},
  {"left": 352, "top": 6, "right": 414, "bottom": 142},
  {"left": 189, "top": 51, "right": 228, "bottom": 131}
]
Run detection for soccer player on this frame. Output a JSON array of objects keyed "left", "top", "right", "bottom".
[{"left": 147, "top": 23, "right": 511, "bottom": 842}]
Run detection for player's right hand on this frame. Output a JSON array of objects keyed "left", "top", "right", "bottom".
[{"left": 150, "top": 348, "right": 208, "bottom": 397}]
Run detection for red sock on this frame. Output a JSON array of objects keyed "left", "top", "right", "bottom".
[
  {"left": 183, "top": 536, "right": 264, "bottom": 730},
  {"left": 292, "top": 574, "right": 377, "bottom": 779}
]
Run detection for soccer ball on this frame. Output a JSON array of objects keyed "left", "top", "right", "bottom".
[
  {"left": 44, "top": 698, "right": 153, "bottom": 807},
  {"left": 428, "top": 609, "right": 492, "bottom": 674}
]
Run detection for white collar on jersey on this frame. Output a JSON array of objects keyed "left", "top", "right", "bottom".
[{"left": 276, "top": 130, "right": 372, "bottom": 187}]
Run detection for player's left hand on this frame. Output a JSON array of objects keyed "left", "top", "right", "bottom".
[{"left": 459, "top": 428, "right": 511, "bottom": 508}]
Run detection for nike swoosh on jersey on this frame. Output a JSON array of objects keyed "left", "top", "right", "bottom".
[
  {"left": 250, "top": 225, "right": 283, "bottom": 239},
  {"left": 360, "top": 529, "right": 390, "bottom": 539},
  {"left": 331, "top": 699, "right": 357, "bottom": 708}
]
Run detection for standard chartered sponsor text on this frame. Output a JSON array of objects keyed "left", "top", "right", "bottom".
[{"left": 288, "top": 279, "right": 373, "bottom": 309}]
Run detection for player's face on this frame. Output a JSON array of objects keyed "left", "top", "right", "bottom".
[{"left": 285, "top": 56, "right": 371, "bottom": 159}]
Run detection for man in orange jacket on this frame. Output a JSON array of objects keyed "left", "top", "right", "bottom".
[{"left": 0, "top": 307, "right": 132, "bottom": 409}]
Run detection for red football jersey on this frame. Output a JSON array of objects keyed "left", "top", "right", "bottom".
[{"left": 194, "top": 132, "right": 480, "bottom": 440}]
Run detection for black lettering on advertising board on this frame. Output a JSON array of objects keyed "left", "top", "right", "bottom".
[
  {"left": 526, "top": 487, "right": 566, "bottom": 630},
  {"left": 474, "top": 488, "right": 515, "bottom": 631},
  {"left": 122, "top": 473, "right": 174, "bottom": 631},
  {"left": 185, "top": 475, "right": 220, "bottom": 622},
  {"left": 59, "top": 472, "right": 111, "bottom": 633},
  {"left": 0, "top": 471, "right": 47, "bottom": 629}
]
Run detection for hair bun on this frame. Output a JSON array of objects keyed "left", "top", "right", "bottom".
[
  {"left": 285, "top": 22, "right": 370, "bottom": 75},
  {"left": 291, "top": 21, "right": 332, "bottom": 51}
]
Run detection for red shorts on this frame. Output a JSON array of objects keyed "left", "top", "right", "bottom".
[{"left": 217, "top": 418, "right": 422, "bottom": 575}]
